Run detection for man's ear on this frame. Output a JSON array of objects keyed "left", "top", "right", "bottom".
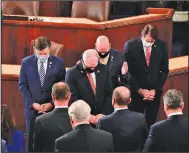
[
  {"left": 128, "top": 98, "right": 132, "bottom": 104},
  {"left": 112, "top": 98, "right": 116, "bottom": 106},
  {"left": 164, "top": 104, "right": 168, "bottom": 111},
  {"left": 51, "top": 94, "right": 55, "bottom": 102}
]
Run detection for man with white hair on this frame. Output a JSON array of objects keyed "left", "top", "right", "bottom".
[
  {"left": 143, "top": 89, "right": 188, "bottom": 152},
  {"left": 55, "top": 100, "right": 113, "bottom": 152},
  {"left": 66, "top": 49, "right": 113, "bottom": 125}
]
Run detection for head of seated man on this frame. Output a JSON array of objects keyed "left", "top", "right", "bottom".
[
  {"left": 163, "top": 89, "right": 184, "bottom": 117},
  {"left": 82, "top": 49, "right": 99, "bottom": 73},
  {"left": 112, "top": 86, "right": 131, "bottom": 109},
  {"left": 95, "top": 35, "right": 111, "bottom": 59},
  {"left": 34, "top": 36, "right": 51, "bottom": 62}
]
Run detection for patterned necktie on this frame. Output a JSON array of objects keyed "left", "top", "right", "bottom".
[
  {"left": 145, "top": 47, "right": 151, "bottom": 67},
  {"left": 87, "top": 73, "right": 96, "bottom": 95},
  {"left": 39, "top": 61, "right": 45, "bottom": 87}
]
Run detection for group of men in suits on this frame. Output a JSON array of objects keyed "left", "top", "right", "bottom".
[{"left": 18, "top": 24, "right": 188, "bottom": 152}]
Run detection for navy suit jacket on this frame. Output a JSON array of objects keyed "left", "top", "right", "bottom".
[
  {"left": 65, "top": 63, "right": 113, "bottom": 115},
  {"left": 98, "top": 109, "right": 148, "bottom": 151},
  {"left": 143, "top": 115, "right": 188, "bottom": 152},
  {"left": 123, "top": 37, "right": 169, "bottom": 92},
  {"left": 19, "top": 55, "right": 66, "bottom": 117}
]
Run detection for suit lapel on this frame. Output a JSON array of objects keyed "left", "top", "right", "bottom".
[
  {"left": 138, "top": 38, "right": 148, "bottom": 71},
  {"left": 148, "top": 42, "right": 157, "bottom": 70},
  {"left": 107, "top": 50, "right": 115, "bottom": 72},
  {"left": 95, "top": 67, "right": 101, "bottom": 96},
  {"left": 43, "top": 56, "right": 54, "bottom": 85},
  {"left": 78, "top": 63, "right": 95, "bottom": 95},
  {"left": 32, "top": 56, "right": 41, "bottom": 86}
]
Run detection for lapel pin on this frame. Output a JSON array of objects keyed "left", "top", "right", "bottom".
[
  {"left": 50, "top": 62, "right": 52, "bottom": 64},
  {"left": 81, "top": 71, "right": 84, "bottom": 73},
  {"left": 111, "top": 56, "right": 114, "bottom": 61},
  {"left": 97, "top": 70, "right": 100, "bottom": 73}
]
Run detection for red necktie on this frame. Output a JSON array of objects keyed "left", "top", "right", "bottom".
[
  {"left": 145, "top": 47, "right": 151, "bottom": 66},
  {"left": 87, "top": 73, "right": 96, "bottom": 95}
]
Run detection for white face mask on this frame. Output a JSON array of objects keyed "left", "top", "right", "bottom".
[
  {"left": 143, "top": 40, "right": 152, "bottom": 47},
  {"left": 36, "top": 54, "right": 49, "bottom": 63}
]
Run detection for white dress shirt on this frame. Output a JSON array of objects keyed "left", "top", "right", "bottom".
[
  {"left": 37, "top": 59, "right": 48, "bottom": 74},
  {"left": 168, "top": 112, "right": 183, "bottom": 117},
  {"left": 87, "top": 72, "right": 96, "bottom": 86},
  {"left": 141, "top": 38, "right": 153, "bottom": 57}
]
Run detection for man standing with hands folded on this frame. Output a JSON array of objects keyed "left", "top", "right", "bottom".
[
  {"left": 19, "top": 36, "right": 66, "bottom": 151},
  {"left": 123, "top": 24, "right": 169, "bottom": 128}
]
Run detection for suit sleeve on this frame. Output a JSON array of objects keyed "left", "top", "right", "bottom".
[
  {"left": 143, "top": 126, "right": 165, "bottom": 152},
  {"left": 57, "top": 58, "right": 66, "bottom": 82},
  {"left": 140, "top": 115, "right": 148, "bottom": 151},
  {"left": 97, "top": 118, "right": 104, "bottom": 130},
  {"left": 102, "top": 70, "right": 113, "bottom": 115},
  {"left": 65, "top": 70, "right": 78, "bottom": 105},
  {"left": 123, "top": 42, "right": 141, "bottom": 91},
  {"left": 155, "top": 42, "right": 169, "bottom": 91},
  {"left": 33, "top": 118, "right": 43, "bottom": 152},
  {"left": 18, "top": 59, "right": 35, "bottom": 106}
]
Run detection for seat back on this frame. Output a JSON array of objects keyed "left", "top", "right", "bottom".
[
  {"left": 71, "top": 1, "right": 110, "bottom": 22},
  {"left": 2, "top": 1, "right": 39, "bottom": 16},
  {"left": 30, "top": 40, "right": 64, "bottom": 57}
]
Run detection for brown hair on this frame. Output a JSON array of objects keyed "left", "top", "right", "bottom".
[
  {"left": 141, "top": 24, "right": 158, "bottom": 39},
  {"left": 113, "top": 90, "right": 130, "bottom": 106},
  {"left": 52, "top": 82, "right": 70, "bottom": 100},
  {"left": 1, "top": 104, "right": 16, "bottom": 144},
  {"left": 33, "top": 36, "right": 51, "bottom": 50}
]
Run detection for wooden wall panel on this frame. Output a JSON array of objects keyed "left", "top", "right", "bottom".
[{"left": 2, "top": 8, "right": 174, "bottom": 67}]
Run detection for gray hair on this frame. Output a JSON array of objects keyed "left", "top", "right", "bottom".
[
  {"left": 163, "top": 89, "right": 184, "bottom": 109},
  {"left": 82, "top": 49, "right": 99, "bottom": 59},
  {"left": 68, "top": 100, "right": 91, "bottom": 122}
]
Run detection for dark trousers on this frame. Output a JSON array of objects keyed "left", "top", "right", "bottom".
[
  {"left": 129, "top": 91, "right": 162, "bottom": 129},
  {"left": 28, "top": 112, "right": 41, "bottom": 152}
]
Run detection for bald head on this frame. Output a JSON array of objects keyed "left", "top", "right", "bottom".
[
  {"left": 95, "top": 35, "right": 111, "bottom": 54},
  {"left": 112, "top": 86, "right": 131, "bottom": 106},
  {"left": 82, "top": 49, "right": 99, "bottom": 69}
]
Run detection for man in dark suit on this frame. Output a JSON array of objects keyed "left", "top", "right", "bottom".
[
  {"left": 143, "top": 89, "right": 188, "bottom": 152},
  {"left": 123, "top": 24, "right": 169, "bottom": 128},
  {"left": 33, "top": 82, "right": 72, "bottom": 152},
  {"left": 18, "top": 36, "right": 66, "bottom": 151},
  {"left": 95, "top": 35, "right": 131, "bottom": 89},
  {"left": 55, "top": 100, "right": 114, "bottom": 152},
  {"left": 65, "top": 49, "right": 113, "bottom": 125},
  {"left": 1, "top": 139, "right": 7, "bottom": 152},
  {"left": 98, "top": 86, "right": 148, "bottom": 151}
]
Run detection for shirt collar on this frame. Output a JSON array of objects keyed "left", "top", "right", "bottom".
[
  {"left": 168, "top": 112, "right": 183, "bottom": 117},
  {"left": 114, "top": 107, "right": 128, "bottom": 112},
  {"left": 55, "top": 106, "right": 68, "bottom": 109}
]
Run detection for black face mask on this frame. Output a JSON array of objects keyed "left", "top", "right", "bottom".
[
  {"left": 82, "top": 60, "right": 96, "bottom": 73},
  {"left": 97, "top": 50, "right": 110, "bottom": 58},
  {"left": 85, "top": 67, "right": 95, "bottom": 73}
]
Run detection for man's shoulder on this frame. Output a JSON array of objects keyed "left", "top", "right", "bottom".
[
  {"left": 22, "top": 55, "right": 35, "bottom": 63},
  {"left": 67, "top": 64, "right": 79, "bottom": 75},
  {"left": 36, "top": 111, "right": 53, "bottom": 123},
  {"left": 93, "top": 128, "right": 112, "bottom": 138},
  {"left": 51, "top": 55, "right": 64, "bottom": 63},
  {"left": 150, "top": 119, "right": 168, "bottom": 132},
  {"left": 125, "top": 37, "right": 139, "bottom": 45}
]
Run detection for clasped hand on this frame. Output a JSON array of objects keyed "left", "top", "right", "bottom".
[
  {"left": 32, "top": 102, "right": 53, "bottom": 113},
  {"left": 138, "top": 89, "right": 156, "bottom": 101}
]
